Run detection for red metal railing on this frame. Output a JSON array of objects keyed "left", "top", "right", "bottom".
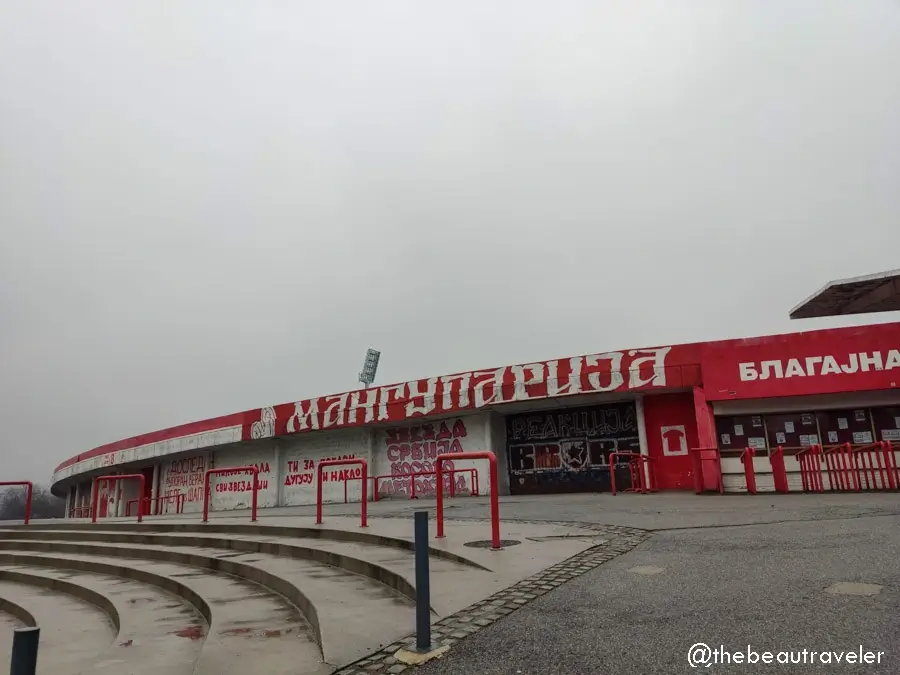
[
  {"left": 740, "top": 447, "right": 758, "bottom": 495},
  {"left": 690, "top": 447, "right": 724, "bottom": 495},
  {"left": 436, "top": 451, "right": 500, "bottom": 549},
  {"left": 796, "top": 444, "right": 824, "bottom": 492},
  {"left": 91, "top": 474, "right": 146, "bottom": 523},
  {"left": 69, "top": 505, "right": 92, "bottom": 519},
  {"left": 316, "top": 458, "right": 368, "bottom": 527},
  {"left": 126, "top": 493, "right": 185, "bottom": 517},
  {"left": 608, "top": 453, "right": 655, "bottom": 496},
  {"left": 203, "top": 466, "right": 259, "bottom": 523},
  {"left": 0, "top": 482, "right": 33, "bottom": 525},
  {"left": 822, "top": 442, "right": 860, "bottom": 492},
  {"left": 371, "top": 468, "right": 479, "bottom": 501},
  {"left": 859, "top": 441, "right": 899, "bottom": 490},
  {"left": 769, "top": 446, "right": 789, "bottom": 493}
]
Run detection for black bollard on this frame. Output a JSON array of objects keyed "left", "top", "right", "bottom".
[
  {"left": 9, "top": 627, "right": 39, "bottom": 675},
  {"left": 414, "top": 510, "right": 431, "bottom": 652}
]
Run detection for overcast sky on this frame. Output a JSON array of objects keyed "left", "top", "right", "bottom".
[{"left": 1, "top": 1, "right": 899, "bottom": 482}]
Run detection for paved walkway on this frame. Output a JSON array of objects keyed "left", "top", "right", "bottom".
[{"left": 405, "top": 493, "right": 899, "bottom": 675}]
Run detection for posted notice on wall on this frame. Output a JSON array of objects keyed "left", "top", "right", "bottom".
[
  {"left": 784, "top": 421, "right": 795, "bottom": 433},
  {"left": 734, "top": 424, "right": 744, "bottom": 436},
  {"left": 775, "top": 432, "right": 786, "bottom": 444},
  {"left": 853, "top": 431, "right": 874, "bottom": 444},
  {"left": 838, "top": 418, "right": 849, "bottom": 430}
]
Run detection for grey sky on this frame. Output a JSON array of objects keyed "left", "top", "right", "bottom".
[{"left": 2, "top": 1, "right": 899, "bottom": 482}]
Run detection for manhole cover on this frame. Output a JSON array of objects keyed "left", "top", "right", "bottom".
[{"left": 464, "top": 539, "right": 521, "bottom": 549}]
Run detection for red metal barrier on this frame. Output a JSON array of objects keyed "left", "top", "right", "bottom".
[
  {"left": 371, "top": 468, "right": 479, "bottom": 501},
  {"left": 317, "top": 458, "right": 368, "bottom": 527},
  {"left": 609, "top": 452, "right": 654, "bottom": 496},
  {"left": 69, "top": 505, "right": 92, "bottom": 519},
  {"left": 849, "top": 441, "right": 899, "bottom": 491},
  {"left": 740, "top": 447, "right": 758, "bottom": 495},
  {"left": 436, "top": 452, "right": 499, "bottom": 549},
  {"left": 822, "top": 443, "right": 861, "bottom": 492},
  {"left": 797, "top": 444, "right": 824, "bottom": 492},
  {"left": 203, "top": 466, "right": 258, "bottom": 523},
  {"left": 126, "top": 493, "right": 185, "bottom": 517},
  {"left": 91, "top": 474, "right": 146, "bottom": 523},
  {"left": 0, "top": 482, "right": 33, "bottom": 525},
  {"left": 769, "top": 446, "right": 789, "bottom": 493},
  {"left": 689, "top": 448, "right": 724, "bottom": 495}
]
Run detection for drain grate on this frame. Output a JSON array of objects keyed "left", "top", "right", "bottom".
[{"left": 464, "top": 539, "right": 521, "bottom": 549}]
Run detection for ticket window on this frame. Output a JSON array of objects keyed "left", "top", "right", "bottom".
[
  {"left": 871, "top": 406, "right": 900, "bottom": 443},
  {"left": 765, "top": 412, "right": 819, "bottom": 451},
  {"left": 716, "top": 415, "right": 767, "bottom": 455},
  {"left": 817, "top": 409, "right": 875, "bottom": 447}
]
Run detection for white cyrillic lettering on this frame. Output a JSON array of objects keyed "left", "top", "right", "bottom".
[
  {"left": 286, "top": 399, "right": 320, "bottom": 433},
  {"left": 739, "top": 362, "right": 759, "bottom": 381},
  {"left": 841, "top": 353, "right": 860, "bottom": 374},
  {"left": 584, "top": 352, "right": 624, "bottom": 392},
  {"left": 859, "top": 351, "right": 883, "bottom": 371},
  {"left": 804, "top": 356, "right": 822, "bottom": 376},
  {"left": 885, "top": 349, "right": 900, "bottom": 370},
  {"left": 377, "top": 384, "right": 407, "bottom": 421},
  {"left": 440, "top": 373, "right": 471, "bottom": 410},
  {"left": 472, "top": 367, "right": 508, "bottom": 408},
  {"left": 406, "top": 377, "right": 437, "bottom": 417},
  {"left": 511, "top": 363, "right": 545, "bottom": 401},
  {"left": 820, "top": 355, "right": 841, "bottom": 375},
  {"left": 322, "top": 393, "right": 349, "bottom": 428},
  {"left": 783, "top": 358, "right": 806, "bottom": 377},
  {"left": 759, "top": 360, "right": 784, "bottom": 379},
  {"left": 348, "top": 387, "right": 378, "bottom": 424},
  {"left": 546, "top": 358, "right": 584, "bottom": 397},
  {"left": 627, "top": 346, "right": 672, "bottom": 388}
]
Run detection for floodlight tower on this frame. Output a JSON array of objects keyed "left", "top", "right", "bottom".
[{"left": 359, "top": 348, "right": 381, "bottom": 389}]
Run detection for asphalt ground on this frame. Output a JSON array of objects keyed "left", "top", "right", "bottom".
[{"left": 414, "top": 501, "right": 900, "bottom": 675}]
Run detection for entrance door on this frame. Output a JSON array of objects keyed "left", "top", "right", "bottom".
[{"left": 643, "top": 393, "right": 697, "bottom": 490}]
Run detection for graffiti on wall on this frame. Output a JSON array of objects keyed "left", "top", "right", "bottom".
[
  {"left": 378, "top": 418, "right": 471, "bottom": 498},
  {"left": 212, "top": 462, "right": 271, "bottom": 493},
  {"left": 283, "top": 454, "right": 362, "bottom": 490},
  {"left": 506, "top": 403, "right": 640, "bottom": 494},
  {"left": 161, "top": 455, "right": 207, "bottom": 506}
]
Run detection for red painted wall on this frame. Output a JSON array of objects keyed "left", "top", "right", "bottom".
[{"left": 643, "top": 393, "right": 699, "bottom": 490}]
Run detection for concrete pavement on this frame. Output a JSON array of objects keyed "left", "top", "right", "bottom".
[{"left": 414, "top": 497, "right": 900, "bottom": 675}]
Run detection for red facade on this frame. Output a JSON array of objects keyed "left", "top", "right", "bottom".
[{"left": 55, "top": 322, "right": 900, "bottom": 492}]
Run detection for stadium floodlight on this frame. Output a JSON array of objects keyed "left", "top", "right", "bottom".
[{"left": 359, "top": 348, "right": 381, "bottom": 388}]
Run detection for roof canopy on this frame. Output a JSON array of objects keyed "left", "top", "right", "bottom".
[{"left": 790, "top": 269, "right": 900, "bottom": 319}]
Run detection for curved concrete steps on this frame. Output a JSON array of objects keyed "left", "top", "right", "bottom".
[
  {"left": 0, "top": 537, "right": 415, "bottom": 667},
  {"left": 0, "top": 574, "right": 114, "bottom": 673},
  {"left": 0, "top": 528, "right": 484, "bottom": 615},
  {"left": 0, "top": 551, "right": 327, "bottom": 675},
  {"left": 0, "top": 566, "right": 205, "bottom": 675}
]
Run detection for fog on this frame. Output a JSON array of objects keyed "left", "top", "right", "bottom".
[{"left": 1, "top": 1, "right": 898, "bottom": 481}]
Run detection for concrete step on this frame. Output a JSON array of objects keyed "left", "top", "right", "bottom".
[
  {"left": 3, "top": 521, "right": 487, "bottom": 570},
  {"left": 0, "top": 528, "right": 485, "bottom": 615},
  {"left": 0, "top": 576, "right": 114, "bottom": 673},
  {"left": 0, "top": 551, "right": 328, "bottom": 675},
  {"left": 0, "top": 565, "right": 205, "bottom": 675},
  {"left": 0, "top": 537, "right": 416, "bottom": 667}
]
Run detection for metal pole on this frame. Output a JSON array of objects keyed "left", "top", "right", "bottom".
[
  {"left": 414, "top": 510, "right": 431, "bottom": 652},
  {"left": 10, "top": 627, "right": 40, "bottom": 675}
]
